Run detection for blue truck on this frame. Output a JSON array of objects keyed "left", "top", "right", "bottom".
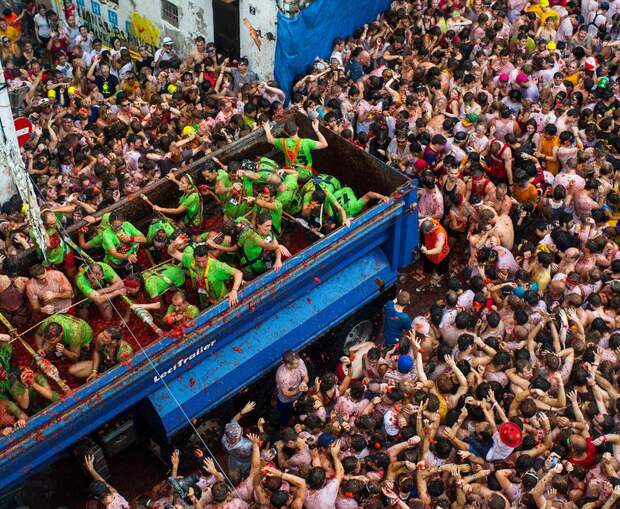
[{"left": 0, "top": 115, "right": 419, "bottom": 492}]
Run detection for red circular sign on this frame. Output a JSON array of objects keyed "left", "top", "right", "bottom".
[{"left": 14, "top": 116, "right": 32, "bottom": 147}]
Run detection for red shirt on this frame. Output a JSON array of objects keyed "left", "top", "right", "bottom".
[{"left": 569, "top": 438, "right": 597, "bottom": 469}]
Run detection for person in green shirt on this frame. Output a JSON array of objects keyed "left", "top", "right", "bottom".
[
  {"left": 146, "top": 174, "right": 203, "bottom": 232},
  {"left": 101, "top": 212, "right": 146, "bottom": 273},
  {"left": 75, "top": 262, "right": 126, "bottom": 320},
  {"left": 245, "top": 183, "right": 285, "bottom": 235},
  {"left": 35, "top": 314, "right": 94, "bottom": 365},
  {"left": 277, "top": 171, "right": 302, "bottom": 215},
  {"left": 163, "top": 290, "right": 200, "bottom": 328},
  {"left": 333, "top": 187, "right": 389, "bottom": 218},
  {"left": 39, "top": 210, "right": 72, "bottom": 273},
  {"left": 182, "top": 244, "right": 243, "bottom": 308},
  {"left": 143, "top": 263, "right": 186, "bottom": 299},
  {"left": 146, "top": 218, "right": 176, "bottom": 264},
  {"left": 213, "top": 161, "right": 253, "bottom": 220},
  {"left": 302, "top": 187, "right": 351, "bottom": 232},
  {"left": 69, "top": 326, "right": 134, "bottom": 382},
  {"left": 264, "top": 119, "right": 328, "bottom": 182},
  {"left": 0, "top": 336, "right": 58, "bottom": 417},
  {"left": 78, "top": 212, "right": 111, "bottom": 252},
  {"left": 238, "top": 213, "right": 288, "bottom": 276}
]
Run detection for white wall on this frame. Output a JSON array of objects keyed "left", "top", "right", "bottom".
[
  {"left": 238, "top": 0, "right": 277, "bottom": 81},
  {"left": 66, "top": 0, "right": 278, "bottom": 81}
]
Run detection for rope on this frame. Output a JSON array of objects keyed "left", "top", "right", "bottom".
[
  {"left": 26, "top": 177, "right": 242, "bottom": 495},
  {"left": 6, "top": 296, "right": 90, "bottom": 341}
]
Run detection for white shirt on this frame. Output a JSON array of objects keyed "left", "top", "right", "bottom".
[
  {"left": 486, "top": 431, "right": 515, "bottom": 461},
  {"left": 34, "top": 13, "right": 51, "bottom": 39}
]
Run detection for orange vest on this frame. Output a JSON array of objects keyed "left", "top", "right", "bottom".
[{"left": 423, "top": 220, "right": 450, "bottom": 264}]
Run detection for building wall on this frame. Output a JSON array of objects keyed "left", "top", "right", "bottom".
[
  {"left": 68, "top": 0, "right": 214, "bottom": 57},
  {"left": 239, "top": 0, "right": 277, "bottom": 80},
  {"left": 59, "top": 0, "right": 278, "bottom": 79}
]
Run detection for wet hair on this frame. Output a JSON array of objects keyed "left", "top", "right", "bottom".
[
  {"left": 308, "top": 467, "right": 326, "bottom": 489},
  {"left": 342, "top": 456, "right": 359, "bottom": 474}
]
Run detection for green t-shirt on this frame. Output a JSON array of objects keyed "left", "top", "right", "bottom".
[
  {"left": 179, "top": 191, "right": 202, "bottom": 227},
  {"left": 75, "top": 262, "right": 119, "bottom": 297},
  {"left": 144, "top": 264, "right": 186, "bottom": 298},
  {"left": 32, "top": 213, "right": 68, "bottom": 265},
  {"left": 255, "top": 199, "right": 283, "bottom": 235},
  {"left": 216, "top": 169, "right": 232, "bottom": 202},
  {"left": 277, "top": 174, "right": 302, "bottom": 215},
  {"left": 258, "top": 157, "right": 279, "bottom": 173},
  {"left": 303, "top": 188, "right": 338, "bottom": 214},
  {"left": 146, "top": 218, "right": 175, "bottom": 245},
  {"left": 102, "top": 222, "right": 142, "bottom": 266},
  {"left": 274, "top": 137, "right": 319, "bottom": 169},
  {"left": 239, "top": 229, "right": 275, "bottom": 274},
  {"left": 302, "top": 174, "right": 342, "bottom": 196},
  {"left": 334, "top": 187, "right": 366, "bottom": 217},
  {"left": 182, "top": 251, "right": 237, "bottom": 302},
  {"left": 166, "top": 303, "right": 200, "bottom": 319},
  {"left": 37, "top": 314, "right": 94, "bottom": 349}
]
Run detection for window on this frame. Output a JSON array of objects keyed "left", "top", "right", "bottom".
[{"left": 161, "top": 0, "right": 179, "bottom": 27}]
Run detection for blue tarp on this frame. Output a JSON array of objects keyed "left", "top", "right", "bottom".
[{"left": 274, "top": 0, "right": 391, "bottom": 98}]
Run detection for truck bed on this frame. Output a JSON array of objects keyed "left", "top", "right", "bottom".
[{"left": 0, "top": 115, "right": 418, "bottom": 490}]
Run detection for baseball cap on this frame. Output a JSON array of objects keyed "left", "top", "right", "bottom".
[
  {"left": 539, "top": 0, "right": 549, "bottom": 7},
  {"left": 317, "top": 432, "right": 336, "bottom": 448},
  {"left": 499, "top": 421, "right": 523, "bottom": 448},
  {"left": 397, "top": 355, "right": 413, "bottom": 374},
  {"left": 499, "top": 73, "right": 509, "bottom": 82},
  {"left": 162, "top": 36, "right": 174, "bottom": 45}
]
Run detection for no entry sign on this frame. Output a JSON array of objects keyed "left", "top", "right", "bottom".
[{"left": 14, "top": 116, "right": 32, "bottom": 146}]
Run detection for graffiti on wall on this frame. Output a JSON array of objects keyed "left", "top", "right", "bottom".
[
  {"left": 74, "top": 0, "right": 161, "bottom": 50},
  {"left": 129, "top": 12, "right": 161, "bottom": 47}
]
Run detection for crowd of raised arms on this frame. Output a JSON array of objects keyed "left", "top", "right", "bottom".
[{"left": 0, "top": 0, "right": 620, "bottom": 507}]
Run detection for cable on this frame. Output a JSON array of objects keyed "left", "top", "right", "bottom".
[{"left": 25, "top": 175, "right": 242, "bottom": 496}]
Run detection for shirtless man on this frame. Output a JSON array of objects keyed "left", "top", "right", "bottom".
[
  {"left": 479, "top": 204, "right": 515, "bottom": 250},
  {"left": 488, "top": 183, "right": 515, "bottom": 217}
]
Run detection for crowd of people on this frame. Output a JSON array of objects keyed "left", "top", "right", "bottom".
[{"left": 0, "top": 0, "right": 619, "bottom": 507}]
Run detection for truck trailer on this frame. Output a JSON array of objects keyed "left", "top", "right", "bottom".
[{"left": 0, "top": 115, "right": 419, "bottom": 492}]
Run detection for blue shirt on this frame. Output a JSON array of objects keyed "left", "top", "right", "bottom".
[
  {"left": 346, "top": 58, "right": 364, "bottom": 82},
  {"left": 383, "top": 300, "right": 412, "bottom": 346}
]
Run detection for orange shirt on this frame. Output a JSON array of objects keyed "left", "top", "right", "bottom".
[
  {"left": 513, "top": 183, "right": 538, "bottom": 204},
  {"left": 540, "top": 135, "right": 560, "bottom": 175},
  {"left": 3, "top": 12, "right": 20, "bottom": 35}
]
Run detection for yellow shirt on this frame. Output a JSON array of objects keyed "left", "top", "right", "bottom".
[{"left": 0, "top": 25, "right": 18, "bottom": 42}]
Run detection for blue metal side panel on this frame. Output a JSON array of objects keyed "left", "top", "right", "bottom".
[
  {"left": 0, "top": 201, "right": 407, "bottom": 490},
  {"left": 147, "top": 248, "right": 395, "bottom": 437}
]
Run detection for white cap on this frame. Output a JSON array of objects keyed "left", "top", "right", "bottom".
[{"left": 162, "top": 36, "right": 174, "bottom": 45}]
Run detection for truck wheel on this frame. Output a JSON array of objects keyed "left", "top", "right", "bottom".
[{"left": 341, "top": 318, "right": 374, "bottom": 353}]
